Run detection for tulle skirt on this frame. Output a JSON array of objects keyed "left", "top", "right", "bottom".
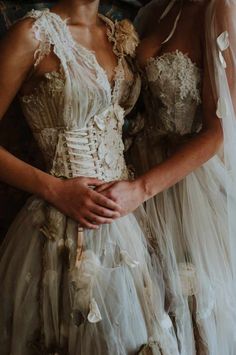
[
  {"left": 0, "top": 196, "right": 179, "bottom": 355},
  {"left": 130, "top": 132, "right": 236, "bottom": 355}
]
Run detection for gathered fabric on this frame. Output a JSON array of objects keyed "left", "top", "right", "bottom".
[
  {"left": 0, "top": 9, "right": 180, "bottom": 355},
  {"left": 131, "top": 0, "right": 236, "bottom": 354}
]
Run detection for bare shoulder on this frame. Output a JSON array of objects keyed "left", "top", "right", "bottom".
[
  {"left": 184, "top": 0, "right": 208, "bottom": 39},
  {"left": 186, "top": 0, "right": 207, "bottom": 17},
  {"left": 135, "top": 1, "right": 166, "bottom": 38},
  {"left": 0, "top": 17, "right": 39, "bottom": 59}
]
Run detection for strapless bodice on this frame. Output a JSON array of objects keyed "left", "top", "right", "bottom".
[{"left": 143, "top": 50, "right": 202, "bottom": 138}]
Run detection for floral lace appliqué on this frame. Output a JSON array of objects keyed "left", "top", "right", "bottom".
[
  {"left": 145, "top": 50, "right": 202, "bottom": 135},
  {"left": 146, "top": 50, "right": 201, "bottom": 102}
]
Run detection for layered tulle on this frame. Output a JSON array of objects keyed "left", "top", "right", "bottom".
[
  {"left": 0, "top": 195, "right": 180, "bottom": 355},
  {"left": 0, "top": 8, "right": 180, "bottom": 355},
  {"left": 132, "top": 1, "right": 236, "bottom": 353}
]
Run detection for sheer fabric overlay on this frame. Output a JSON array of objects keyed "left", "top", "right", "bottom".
[
  {"left": 0, "top": 9, "right": 180, "bottom": 355},
  {"left": 131, "top": 0, "right": 236, "bottom": 354}
]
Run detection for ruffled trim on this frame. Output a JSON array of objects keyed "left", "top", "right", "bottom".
[{"left": 23, "top": 9, "right": 52, "bottom": 67}]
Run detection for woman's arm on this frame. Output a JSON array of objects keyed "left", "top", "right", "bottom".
[
  {"left": 0, "top": 20, "right": 121, "bottom": 228},
  {"left": 138, "top": 63, "right": 222, "bottom": 199},
  {"left": 97, "top": 52, "right": 222, "bottom": 215}
]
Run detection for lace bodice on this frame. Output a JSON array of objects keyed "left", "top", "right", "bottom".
[
  {"left": 20, "top": 9, "right": 140, "bottom": 181},
  {"left": 143, "top": 50, "right": 202, "bottom": 137}
]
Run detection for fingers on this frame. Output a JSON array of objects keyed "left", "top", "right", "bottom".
[
  {"left": 91, "top": 205, "right": 120, "bottom": 219},
  {"left": 71, "top": 177, "right": 104, "bottom": 187},
  {"left": 92, "top": 191, "right": 121, "bottom": 212},
  {"left": 77, "top": 211, "right": 114, "bottom": 229},
  {"left": 95, "top": 182, "right": 116, "bottom": 193},
  {"left": 84, "top": 177, "right": 104, "bottom": 187},
  {"left": 78, "top": 217, "right": 99, "bottom": 230},
  {"left": 75, "top": 200, "right": 120, "bottom": 229},
  {"left": 86, "top": 212, "right": 113, "bottom": 225}
]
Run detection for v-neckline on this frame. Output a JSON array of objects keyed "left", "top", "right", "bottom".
[{"left": 47, "top": 9, "right": 121, "bottom": 95}]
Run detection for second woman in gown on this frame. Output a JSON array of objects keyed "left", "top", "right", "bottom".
[{"left": 98, "top": 0, "right": 236, "bottom": 354}]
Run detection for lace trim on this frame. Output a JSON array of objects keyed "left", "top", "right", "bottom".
[
  {"left": 24, "top": 9, "right": 52, "bottom": 67},
  {"left": 146, "top": 50, "right": 201, "bottom": 103},
  {"left": 23, "top": 9, "right": 136, "bottom": 105},
  {"left": 112, "top": 58, "right": 125, "bottom": 102},
  {"left": 24, "top": 9, "right": 75, "bottom": 68},
  {"left": 33, "top": 22, "right": 51, "bottom": 67},
  {"left": 20, "top": 65, "right": 65, "bottom": 103}
]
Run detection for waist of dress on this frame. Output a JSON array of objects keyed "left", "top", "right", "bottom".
[
  {"left": 144, "top": 126, "right": 197, "bottom": 145},
  {"left": 134, "top": 126, "right": 197, "bottom": 160},
  {"left": 35, "top": 104, "right": 129, "bottom": 182}
]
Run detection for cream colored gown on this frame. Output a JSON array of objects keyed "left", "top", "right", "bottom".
[
  {"left": 129, "top": 49, "right": 236, "bottom": 354},
  {"left": 0, "top": 9, "right": 179, "bottom": 355}
]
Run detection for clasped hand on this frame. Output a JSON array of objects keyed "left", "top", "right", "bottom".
[{"left": 49, "top": 177, "right": 145, "bottom": 229}]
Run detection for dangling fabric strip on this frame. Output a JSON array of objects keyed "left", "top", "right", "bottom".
[
  {"left": 159, "top": 0, "right": 177, "bottom": 21},
  {"left": 159, "top": 0, "right": 183, "bottom": 44},
  {"left": 76, "top": 227, "right": 84, "bottom": 267}
]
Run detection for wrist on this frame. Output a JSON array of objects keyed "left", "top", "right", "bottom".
[
  {"left": 38, "top": 173, "right": 63, "bottom": 203},
  {"left": 135, "top": 175, "right": 156, "bottom": 202},
  {"left": 135, "top": 176, "right": 151, "bottom": 202}
]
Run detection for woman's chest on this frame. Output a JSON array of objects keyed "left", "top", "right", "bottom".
[{"left": 136, "top": 5, "right": 204, "bottom": 70}]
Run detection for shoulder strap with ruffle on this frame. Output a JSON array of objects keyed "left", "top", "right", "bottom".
[{"left": 23, "top": 9, "right": 74, "bottom": 68}]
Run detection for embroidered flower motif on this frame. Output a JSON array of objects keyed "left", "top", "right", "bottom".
[
  {"left": 94, "top": 114, "right": 106, "bottom": 131},
  {"left": 70, "top": 250, "right": 102, "bottom": 322},
  {"left": 120, "top": 250, "right": 140, "bottom": 268},
  {"left": 45, "top": 71, "right": 65, "bottom": 97},
  {"left": 160, "top": 313, "right": 173, "bottom": 330},
  {"left": 217, "top": 31, "right": 229, "bottom": 69},
  {"left": 93, "top": 104, "right": 128, "bottom": 180},
  {"left": 87, "top": 298, "right": 102, "bottom": 323},
  {"left": 216, "top": 97, "right": 228, "bottom": 119},
  {"left": 217, "top": 31, "right": 229, "bottom": 52},
  {"left": 113, "top": 20, "right": 139, "bottom": 58}
]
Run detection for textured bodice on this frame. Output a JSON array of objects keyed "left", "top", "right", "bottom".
[
  {"left": 143, "top": 50, "right": 202, "bottom": 138},
  {"left": 20, "top": 9, "right": 140, "bottom": 181}
]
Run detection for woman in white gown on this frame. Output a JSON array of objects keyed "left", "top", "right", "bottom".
[
  {"left": 0, "top": 1, "right": 179, "bottom": 354},
  {"left": 97, "top": 0, "right": 236, "bottom": 354}
]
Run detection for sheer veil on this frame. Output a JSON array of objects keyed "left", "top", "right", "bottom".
[{"left": 135, "top": 0, "right": 236, "bottom": 353}]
